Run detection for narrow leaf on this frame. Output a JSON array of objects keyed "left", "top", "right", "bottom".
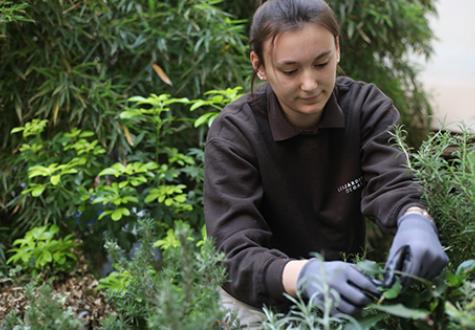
[
  {"left": 368, "top": 304, "right": 429, "bottom": 320},
  {"left": 152, "top": 63, "right": 173, "bottom": 86}
]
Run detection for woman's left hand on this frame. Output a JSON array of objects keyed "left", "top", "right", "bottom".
[{"left": 386, "top": 213, "right": 449, "bottom": 286}]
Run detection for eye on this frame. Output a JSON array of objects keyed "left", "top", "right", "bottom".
[
  {"left": 315, "top": 62, "right": 329, "bottom": 69},
  {"left": 281, "top": 69, "right": 297, "bottom": 76}
]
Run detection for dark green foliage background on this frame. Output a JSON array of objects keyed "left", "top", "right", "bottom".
[
  {"left": 0, "top": 0, "right": 249, "bottom": 241},
  {"left": 0, "top": 0, "right": 248, "bottom": 149}
]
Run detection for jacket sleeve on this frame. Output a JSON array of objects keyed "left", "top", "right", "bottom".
[
  {"left": 204, "top": 132, "right": 290, "bottom": 308},
  {"left": 359, "top": 85, "right": 426, "bottom": 231}
]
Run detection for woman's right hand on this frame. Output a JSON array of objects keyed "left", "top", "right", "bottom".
[{"left": 297, "top": 259, "right": 380, "bottom": 315}]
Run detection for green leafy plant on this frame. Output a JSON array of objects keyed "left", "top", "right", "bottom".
[
  {"left": 98, "top": 270, "right": 132, "bottom": 295},
  {"left": 98, "top": 219, "right": 227, "bottom": 329},
  {"left": 6, "top": 224, "right": 77, "bottom": 275},
  {"left": 189, "top": 86, "right": 244, "bottom": 128},
  {"left": 3, "top": 87, "right": 232, "bottom": 269},
  {"left": 7, "top": 121, "right": 106, "bottom": 234},
  {"left": 0, "top": 1, "right": 32, "bottom": 33},
  {"left": 0, "top": 0, "right": 248, "bottom": 150}
]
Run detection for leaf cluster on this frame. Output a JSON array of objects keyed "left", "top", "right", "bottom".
[
  {"left": 5, "top": 90, "right": 224, "bottom": 245},
  {"left": 6, "top": 122, "right": 106, "bottom": 235},
  {"left": 6, "top": 224, "right": 78, "bottom": 276},
  {"left": 0, "top": 0, "right": 248, "bottom": 148}
]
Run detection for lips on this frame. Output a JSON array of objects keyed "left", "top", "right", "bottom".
[{"left": 300, "top": 93, "right": 321, "bottom": 102}]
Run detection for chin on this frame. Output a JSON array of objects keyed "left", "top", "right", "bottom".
[{"left": 298, "top": 105, "right": 324, "bottom": 115}]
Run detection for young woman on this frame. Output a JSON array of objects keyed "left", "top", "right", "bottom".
[{"left": 204, "top": 0, "right": 448, "bottom": 326}]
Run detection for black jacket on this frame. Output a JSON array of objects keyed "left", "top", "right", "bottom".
[{"left": 204, "top": 76, "right": 424, "bottom": 309}]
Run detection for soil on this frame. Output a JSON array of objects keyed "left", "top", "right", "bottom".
[{"left": 0, "top": 254, "right": 114, "bottom": 328}]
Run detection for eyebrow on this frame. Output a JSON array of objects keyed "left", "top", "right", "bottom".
[{"left": 276, "top": 50, "right": 333, "bottom": 66}]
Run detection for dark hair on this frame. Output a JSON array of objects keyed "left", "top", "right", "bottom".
[{"left": 250, "top": 0, "right": 340, "bottom": 91}]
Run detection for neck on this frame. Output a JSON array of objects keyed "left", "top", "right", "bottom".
[{"left": 285, "top": 111, "right": 322, "bottom": 129}]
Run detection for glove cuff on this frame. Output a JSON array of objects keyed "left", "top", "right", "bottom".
[
  {"left": 397, "top": 212, "right": 438, "bottom": 234},
  {"left": 297, "top": 258, "right": 320, "bottom": 289}
]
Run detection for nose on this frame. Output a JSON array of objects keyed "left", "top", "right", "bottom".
[{"left": 300, "top": 70, "right": 318, "bottom": 92}]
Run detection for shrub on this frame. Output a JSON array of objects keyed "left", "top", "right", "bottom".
[
  {"left": 6, "top": 120, "right": 106, "bottom": 235},
  {"left": 393, "top": 128, "right": 475, "bottom": 265},
  {"left": 0, "top": 0, "right": 248, "bottom": 149},
  {"left": 5, "top": 88, "right": 233, "bottom": 240},
  {"left": 98, "top": 219, "right": 227, "bottom": 329},
  {"left": 6, "top": 224, "right": 77, "bottom": 276}
]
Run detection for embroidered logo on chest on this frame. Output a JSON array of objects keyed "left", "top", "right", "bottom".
[{"left": 337, "top": 176, "right": 364, "bottom": 194}]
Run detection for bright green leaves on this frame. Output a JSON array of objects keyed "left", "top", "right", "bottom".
[
  {"left": 145, "top": 185, "right": 192, "bottom": 212},
  {"left": 28, "top": 184, "right": 46, "bottom": 197},
  {"left": 98, "top": 270, "right": 132, "bottom": 295},
  {"left": 17, "top": 127, "right": 103, "bottom": 199},
  {"left": 94, "top": 183, "right": 137, "bottom": 221},
  {"left": 8, "top": 121, "right": 108, "bottom": 233},
  {"left": 189, "top": 86, "right": 243, "bottom": 128},
  {"left": 8, "top": 86, "right": 234, "bottom": 234},
  {"left": 381, "top": 280, "right": 402, "bottom": 300},
  {"left": 11, "top": 119, "right": 48, "bottom": 138},
  {"left": 153, "top": 228, "right": 181, "bottom": 251},
  {"left": 93, "top": 160, "right": 193, "bottom": 221},
  {"left": 27, "top": 163, "right": 78, "bottom": 188},
  {"left": 119, "top": 94, "right": 192, "bottom": 151},
  {"left": 7, "top": 224, "right": 78, "bottom": 273},
  {"left": 99, "top": 162, "right": 158, "bottom": 180}
]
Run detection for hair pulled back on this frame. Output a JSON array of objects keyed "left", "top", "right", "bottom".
[{"left": 250, "top": 0, "right": 340, "bottom": 90}]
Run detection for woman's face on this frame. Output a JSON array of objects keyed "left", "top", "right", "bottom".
[{"left": 251, "top": 23, "right": 340, "bottom": 129}]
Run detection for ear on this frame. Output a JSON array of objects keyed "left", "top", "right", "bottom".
[
  {"left": 335, "top": 37, "right": 341, "bottom": 63},
  {"left": 250, "top": 51, "right": 267, "bottom": 80}
]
